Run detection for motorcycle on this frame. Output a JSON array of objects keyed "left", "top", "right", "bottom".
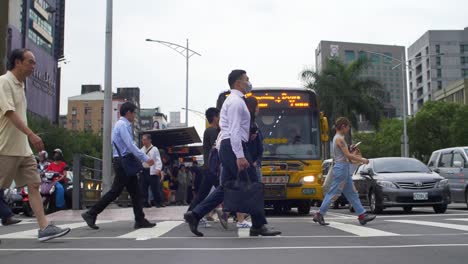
[
  {"left": 2, "top": 185, "right": 23, "bottom": 214},
  {"left": 21, "top": 171, "right": 61, "bottom": 216}
]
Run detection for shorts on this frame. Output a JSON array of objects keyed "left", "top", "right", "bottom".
[{"left": 0, "top": 155, "right": 41, "bottom": 188}]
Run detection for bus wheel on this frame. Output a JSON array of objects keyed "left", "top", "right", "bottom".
[{"left": 298, "top": 201, "right": 311, "bottom": 215}]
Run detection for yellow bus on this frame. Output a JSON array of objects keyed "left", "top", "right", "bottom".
[{"left": 217, "top": 88, "right": 329, "bottom": 215}]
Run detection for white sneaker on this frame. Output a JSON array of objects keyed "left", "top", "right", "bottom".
[
  {"left": 199, "top": 218, "right": 212, "bottom": 228},
  {"left": 236, "top": 220, "right": 252, "bottom": 228}
]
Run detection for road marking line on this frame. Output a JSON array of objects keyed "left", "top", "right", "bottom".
[
  {"left": 445, "top": 218, "right": 468, "bottom": 222},
  {"left": 327, "top": 222, "right": 399, "bottom": 237},
  {"left": 1, "top": 232, "right": 468, "bottom": 240},
  {"left": 327, "top": 212, "right": 355, "bottom": 219},
  {"left": 0, "top": 220, "right": 114, "bottom": 239},
  {"left": 118, "top": 221, "right": 184, "bottom": 239},
  {"left": 1, "top": 244, "right": 468, "bottom": 251},
  {"left": 237, "top": 228, "right": 250, "bottom": 238},
  {"left": 386, "top": 220, "right": 468, "bottom": 231}
]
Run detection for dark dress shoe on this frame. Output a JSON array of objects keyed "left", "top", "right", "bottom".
[
  {"left": 2, "top": 216, "right": 22, "bottom": 226},
  {"left": 312, "top": 212, "right": 329, "bottom": 226},
  {"left": 184, "top": 211, "right": 203, "bottom": 237},
  {"left": 81, "top": 211, "right": 99, "bottom": 229},
  {"left": 134, "top": 219, "right": 156, "bottom": 229},
  {"left": 250, "top": 225, "right": 282, "bottom": 236}
]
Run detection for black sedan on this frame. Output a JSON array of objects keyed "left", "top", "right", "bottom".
[{"left": 351, "top": 157, "right": 451, "bottom": 214}]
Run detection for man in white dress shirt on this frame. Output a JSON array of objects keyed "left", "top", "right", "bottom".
[
  {"left": 184, "top": 70, "right": 281, "bottom": 237},
  {"left": 140, "top": 134, "right": 164, "bottom": 208}
]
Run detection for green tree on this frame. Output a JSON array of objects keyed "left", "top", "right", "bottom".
[
  {"left": 27, "top": 114, "right": 102, "bottom": 164},
  {"left": 354, "top": 118, "right": 403, "bottom": 158},
  {"left": 408, "top": 101, "right": 462, "bottom": 162},
  {"left": 301, "top": 57, "right": 384, "bottom": 129},
  {"left": 450, "top": 104, "right": 468, "bottom": 146}
]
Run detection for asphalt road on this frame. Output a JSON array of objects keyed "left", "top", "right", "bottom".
[{"left": 1, "top": 204, "right": 467, "bottom": 264}]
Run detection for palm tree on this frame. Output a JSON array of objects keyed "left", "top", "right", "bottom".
[{"left": 301, "top": 57, "right": 384, "bottom": 130}]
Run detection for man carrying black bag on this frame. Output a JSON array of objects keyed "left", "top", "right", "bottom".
[
  {"left": 81, "top": 102, "right": 156, "bottom": 230},
  {"left": 184, "top": 70, "right": 281, "bottom": 237}
]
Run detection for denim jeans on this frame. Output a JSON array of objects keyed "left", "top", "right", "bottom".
[{"left": 319, "top": 162, "right": 366, "bottom": 216}]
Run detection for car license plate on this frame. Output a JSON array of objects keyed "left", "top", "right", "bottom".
[
  {"left": 413, "top": 192, "right": 428, "bottom": 200},
  {"left": 262, "top": 176, "right": 289, "bottom": 184}
]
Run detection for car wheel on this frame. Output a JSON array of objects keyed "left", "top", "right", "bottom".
[
  {"left": 298, "top": 201, "right": 311, "bottom": 215},
  {"left": 369, "top": 191, "right": 383, "bottom": 214},
  {"left": 403, "top": 206, "right": 413, "bottom": 213},
  {"left": 433, "top": 204, "right": 447, "bottom": 214},
  {"left": 332, "top": 201, "right": 340, "bottom": 209}
]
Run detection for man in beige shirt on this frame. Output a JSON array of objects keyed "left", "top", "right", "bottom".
[{"left": 0, "top": 49, "right": 70, "bottom": 242}]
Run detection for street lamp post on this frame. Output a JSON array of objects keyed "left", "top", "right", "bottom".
[
  {"left": 361, "top": 50, "right": 442, "bottom": 157},
  {"left": 102, "top": 0, "right": 113, "bottom": 194},
  {"left": 146, "top": 39, "right": 201, "bottom": 127}
]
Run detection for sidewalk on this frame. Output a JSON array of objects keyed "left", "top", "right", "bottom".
[{"left": 46, "top": 205, "right": 188, "bottom": 222}]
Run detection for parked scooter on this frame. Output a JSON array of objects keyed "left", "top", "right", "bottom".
[{"left": 21, "top": 170, "right": 61, "bottom": 216}]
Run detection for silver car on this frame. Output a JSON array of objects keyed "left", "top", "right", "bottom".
[{"left": 428, "top": 147, "right": 468, "bottom": 208}]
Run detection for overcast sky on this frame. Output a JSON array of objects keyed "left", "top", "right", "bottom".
[{"left": 60, "top": 0, "right": 468, "bottom": 136}]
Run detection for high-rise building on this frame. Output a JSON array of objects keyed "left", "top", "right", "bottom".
[
  {"left": 168, "top": 111, "right": 184, "bottom": 128},
  {"left": 408, "top": 28, "right": 468, "bottom": 113},
  {"left": 0, "top": 0, "right": 66, "bottom": 124},
  {"left": 67, "top": 90, "right": 104, "bottom": 134},
  {"left": 434, "top": 79, "right": 468, "bottom": 105},
  {"left": 315, "top": 41, "right": 407, "bottom": 125}
]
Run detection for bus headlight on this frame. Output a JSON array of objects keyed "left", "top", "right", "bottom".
[{"left": 301, "top": 176, "right": 315, "bottom": 183}]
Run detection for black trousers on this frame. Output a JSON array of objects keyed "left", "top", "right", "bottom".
[
  {"left": 192, "top": 139, "right": 267, "bottom": 228},
  {"left": 88, "top": 159, "right": 145, "bottom": 222},
  {"left": 0, "top": 189, "right": 13, "bottom": 220},
  {"left": 187, "top": 168, "right": 219, "bottom": 212},
  {"left": 139, "top": 169, "right": 163, "bottom": 205}
]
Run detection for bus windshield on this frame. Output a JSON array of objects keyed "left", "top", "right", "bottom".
[{"left": 257, "top": 108, "right": 320, "bottom": 160}]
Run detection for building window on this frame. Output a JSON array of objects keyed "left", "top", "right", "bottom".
[
  {"left": 371, "top": 54, "right": 380, "bottom": 63},
  {"left": 435, "top": 44, "right": 440, "bottom": 54},
  {"left": 425, "top": 46, "right": 429, "bottom": 55},
  {"left": 383, "top": 53, "right": 393, "bottom": 64},
  {"left": 436, "top": 56, "right": 441, "bottom": 66},
  {"left": 461, "top": 44, "right": 468, "bottom": 53},
  {"left": 358, "top": 51, "right": 367, "bottom": 59},
  {"left": 463, "top": 69, "right": 468, "bottom": 77},
  {"left": 438, "top": 81, "right": 442, "bottom": 90},
  {"left": 29, "top": 9, "right": 52, "bottom": 36},
  {"left": 72, "top": 107, "right": 77, "bottom": 116},
  {"left": 344, "top": 50, "right": 355, "bottom": 62},
  {"left": 461, "top": 56, "right": 468, "bottom": 65},
  {"left": 84, "top": 107, "right": 92, "bottom": 115},
  {"left": 437, "top": 69, "right": 442, "bottom": 78}
]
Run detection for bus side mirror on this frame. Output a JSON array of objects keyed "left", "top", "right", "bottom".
[{"left": 320, "top": 112, "right": 329, "bottom": 142}]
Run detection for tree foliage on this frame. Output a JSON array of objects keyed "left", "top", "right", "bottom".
[
  {"left": 301, "top": 57, "right": 385, "bottom": 129},
  {"left": 28, "top": 114, "right": 102, "bottom": 164},
  {"left": 354, "top": 101, "right": 468, "bottom": 162}
]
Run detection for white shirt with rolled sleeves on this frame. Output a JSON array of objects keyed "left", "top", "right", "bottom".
[
  {"left": 141, "top": 145, "right": 162, "bottom": 175},
  {"left": 218, "top": 89, "right": 250, "bottom": 159}
]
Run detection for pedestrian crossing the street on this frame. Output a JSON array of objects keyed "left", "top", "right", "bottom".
[{"left": 1, "top": 216, "right": 468, "bottom": 240}]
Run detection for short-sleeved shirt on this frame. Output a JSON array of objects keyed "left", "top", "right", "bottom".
[
  {"left": 0, "top": 71, "right": 33, "bottom": 156},
  {"left": 47, "top": 161, "right": 67, "bottom": 175}
]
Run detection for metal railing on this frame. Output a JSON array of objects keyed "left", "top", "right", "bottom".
[{"left": 72, "top": 154, "right": 131, "bottom": 210}]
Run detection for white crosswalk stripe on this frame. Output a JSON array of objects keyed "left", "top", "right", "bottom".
[
  {"left": 327, "top": 221, "right": 399, "bottom": 237},
  {"left": 446, "top": 218, "right": 468, "bottom": 222},
  {"left": 118, "top": 221, "right": 184, "bottom": 240},
  {"left": 237, "top": 228, "right": 250, "bottom": 238},
  {"left": 0, "top": 220, "right": 114, "bottom": 239},
  {"left": 386, "top": 220, "right": 468, "bottom": 232}
]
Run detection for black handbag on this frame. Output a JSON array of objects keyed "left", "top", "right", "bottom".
[
  {"left": 223, "top": 170, "right": 264, "bottom": 215},
  {"left": 113, "top": 142, "right": 144, "bottom": 177}
]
